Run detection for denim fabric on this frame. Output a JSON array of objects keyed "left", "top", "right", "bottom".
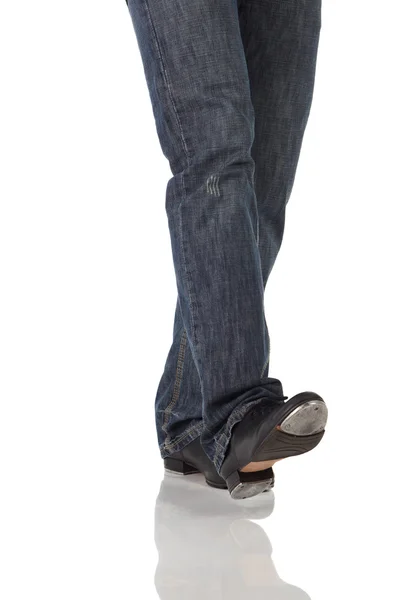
[{"left": 125, "top": 0, "right": 322, "bottom": 474}]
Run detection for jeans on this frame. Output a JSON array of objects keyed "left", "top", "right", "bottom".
[{"left": 125, "top": 0, "right": 322, "bottom": 474}]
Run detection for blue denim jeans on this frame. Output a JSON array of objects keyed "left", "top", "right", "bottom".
[{"left": 125, "top": 0, "right": 322, "bottom": 474}]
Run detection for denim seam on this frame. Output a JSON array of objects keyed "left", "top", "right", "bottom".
[
  {"left": 142, "top": 0, "right": 190, "bottom": 166},
  {"left": 178, "top": 192, "right": 199, "bottom": 348},
  {"left": 142, "top": 0, "right": 199, "bottom": 349},
  {"left": 260, "top": 358, "right": 269, "bottom": 379},
  {"left": 258, "top": 298, "right": 269, "bottom": 379},
  {"left": 260, "top": 320, "right": 270, "bottom": 379},
  {"left": 162, "top": 421, "right": 203, "bottom": 454},
  {"left": 162, "top": 328, "right": 187, "bottom": 447}
]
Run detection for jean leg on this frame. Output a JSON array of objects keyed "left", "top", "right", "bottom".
[
  {"left": 155, "top": 298, "right": 203, "bottom": 454},
  {"left": 154, "top": 0, "right": 323, "bottom": 464},
  {"left": 125, "top": 0, "right": 286, "bottom": 473},
  {"left": 239, "top": 0, "right": 322, "bottom": 290},
  {"left": 155, "top": 0, "right": 323, "bottom": 469}
]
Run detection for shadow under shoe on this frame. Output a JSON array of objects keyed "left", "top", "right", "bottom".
[{"left": 164, "top": 435, "right": 275, "bottom": 492}]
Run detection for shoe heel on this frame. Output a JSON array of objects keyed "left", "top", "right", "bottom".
[
  {"left": 226, "top": 468, "right": 274, "bottom": 500},
  {"left": 164, "top": 457, "right": 199, "bottom": 475}
]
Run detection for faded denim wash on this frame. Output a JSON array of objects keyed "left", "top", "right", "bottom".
[{"left": 125, "top": 0, "right": 322, "bottom": 474}]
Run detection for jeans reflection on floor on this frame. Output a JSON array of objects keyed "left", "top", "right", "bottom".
[{"left": 154, "top": 472, "right": 311, "bottom": 600}]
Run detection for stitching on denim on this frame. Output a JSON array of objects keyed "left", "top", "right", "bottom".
[
  {"left": 213, "top": 437, "right": 226, "bottom": 450},
  {"left": 213, "top": 397, "right": 267, "bottom": 467},
  {"left": 142, "top": 0, "right": 190, "bottom": 166},
  {"left": 162, "top": 329, "right": 187, "bottom": 446},
  {"left": 260, "top": 358, "right": 269, "bottom": 379},
  {"left": 163, "top": 422, "right": 203, "bottom": 453},
  {"left": 260, "top": 309, "right": 270, "bottom": 378},
  {"left": 143, "top": 0, "right": 198, "bottom": 349},
  {"left": 178, "top": 192, "right": 199, "bottom": 347},
  {"left": 164, "top": 424, "right": 200, "bottom": 450}
]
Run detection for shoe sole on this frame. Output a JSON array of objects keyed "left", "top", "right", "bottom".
[
  {"left": 163, "top": 462, "right": 274, "bottom": 493},
  {"left": 164, "top": 457, "right": 231, "bottom": 490},
  {"left": 227, "top": 399, "right": 328, "bottom": 500}
]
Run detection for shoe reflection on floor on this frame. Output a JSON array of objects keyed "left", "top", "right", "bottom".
[{"left": 154, "top": 472, "right": 311, "bottom": 600}]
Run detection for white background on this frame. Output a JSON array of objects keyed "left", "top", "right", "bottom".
[{"left": 0, "top": 1, "right": 399, "bottom": 598}]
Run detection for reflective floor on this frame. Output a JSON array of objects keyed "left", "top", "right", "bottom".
[
  {"left": 152, "top": 443, "right": 398, "bottom": 600},
  {"left": 155, "top": 473, "right": 309, "bottom": 600},
  {"left": 1, "top": 427, "right": 398, "bottom": 598}
]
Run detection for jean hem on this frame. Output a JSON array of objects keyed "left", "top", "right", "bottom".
[
  {"left": 160, "top": 421, "right": 204, "bottom": 458},
  {"left": 212, "top": 395, "right": 278, "bottom": 473}
]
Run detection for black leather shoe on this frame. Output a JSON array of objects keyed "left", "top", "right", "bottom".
[
  {"left": 220, "top": 391, "right": 328, "bottom": 499},
  {"left": 164, "top": 435, "right": 275, "bottom": 491}
]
